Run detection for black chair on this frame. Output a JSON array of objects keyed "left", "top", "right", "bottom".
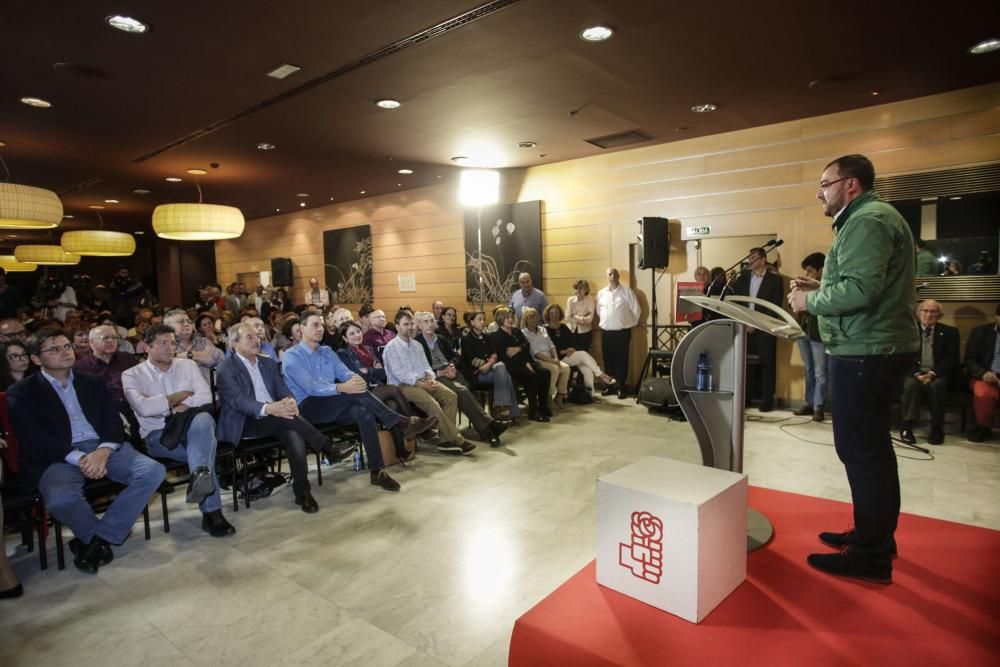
[{"left": 1, "top": 486, "right": 48, "bottom": 571}]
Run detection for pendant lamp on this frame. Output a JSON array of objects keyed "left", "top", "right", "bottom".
[
  {"left": 61, "top": 230, "right": 136, "bottom": 256},
  {"left": 0, "top": 182, "right": 63, "bottom": 229},
  {"left": 0, "top": 254, "right": 38, "bottom": 271},
  {"left": 14, "top": 244, "right": 81, "bottom": 265},
  {"left": 152, "top": 203, "right": 244, "bottom": 240}
]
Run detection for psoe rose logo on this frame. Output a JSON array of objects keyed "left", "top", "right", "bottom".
[{"left": 618, "top": 511, "right": 664, "bottom": 583}]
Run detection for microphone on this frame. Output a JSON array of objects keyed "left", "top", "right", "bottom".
[
  {"left": 916, "top": 282, "right": 929, "bottom": 291},
  {"left": 771, "top": 239, "right": 784, "bottom": 249},
  {"left": 764, "top": 239, "right": 777, "bottom": 247}
]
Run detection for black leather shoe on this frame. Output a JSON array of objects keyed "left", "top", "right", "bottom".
[
  {"left": 325, "top": 442, "right": 355, "bottom": 463},
  {"left": 69, "top": 538, "right": 105, "bottom": 574},
  {"left": 617, "top": 388, "right": 629, "bottom": 400},
  {"left": 370, "top": 469, "right": 401, "bottom": 492},
  {"left": 294, "top": 493, "right": 320, "bottom": 513},
  {"left": 489, "top": 420, "right": 510, "bottom": 438},
  {"left": 402, "top": 416, "right": 438, "bottom": 439},
  {"left": 202, "top": 510, "right": 236, "bottom": 537},
  {"left": 489, "top": 435, "right": 502, "bottom": 448},
  {"left": 186, "top": 466, "right": 216, "bottom": 505},
  {"left": 793, "top": 404, "right": 813, "bottom": 416},
  {"left": 927, "top": 426, "right": 944, "bottom": 445},
  {"left": 818, "top": 530, "right": 897, "bottom": 558},
  {"left": 70, "top": 536, "right": 113, "bottom": 567},
  {"left": 0, "top": 583, "right": 23, "bottom": 599},
  {"left": 602, "top": 387, "right": 617, "bottom": 396},
  {"left": 758, "top": 402, "right": 774, "bottom": 413},
  {"left": 806, "top": 549, "right": 892, "bottom": 584},
  {"left": 899, "top": 428, "right": 916, "bottom": 444},
  {"left": 968, "top": 426, "right": 992, "bottom": 442}
]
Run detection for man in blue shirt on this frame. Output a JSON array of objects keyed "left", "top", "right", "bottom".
[
  {"left": 509, "top": 272, "right": 547, "bottom": 322},
  {"left": 282, "top": 313, "right": 435, "bottom": 492},
  {"left": 8, "top": 328, "right": 166, "bottom": 574}
]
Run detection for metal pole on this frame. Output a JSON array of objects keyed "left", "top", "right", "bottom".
[{"left": 476, "top": 207, "right": 484, "bottom": 312}]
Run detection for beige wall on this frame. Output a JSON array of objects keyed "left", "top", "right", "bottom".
[{"left": 216, "top": 82, "right": 1000, "bottom": 402}]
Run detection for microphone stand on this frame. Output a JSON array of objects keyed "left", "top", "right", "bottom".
[{"left": 718, "top": 240, "right": 783, "bottom": 299}]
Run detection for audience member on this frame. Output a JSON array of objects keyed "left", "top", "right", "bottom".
[
  {"left": 0, "top": 268, "right": 24, "bottom": 320},
  {"left": 250, "top": 284, "right": 270, "bottom": 319},
  {"left": 363, "top": 309, "right": 396, "bottom": 359},
  {"left": 305, "top": 277, "right": 332, "bottom": 308},
  {"left": 794, "top": 253, "right": 828, "bottom": 421},
  {"left": 223, "top": 282, "right": 248, "bottom": 318},
  {"left": 693, "top": 266, "right": 710, "bottom": 285},
  {"left": 596, "top": 268, "right": 640, "bottom": 398},
  {"left": 0, "top": 318, "right": 27, "bottom": 342},
  {"left": 734, "top": 249, "right": 783, "bottom": 411},
  {"left": 195, "top": 313, "right": 226, "bottom": 351},
  {"left": 358, "top": 303, "right": 375, "bottom": 332},
  {"left": 915, "top": 239, "right": 937, "bottom": 276},
  {"left": 383, "top": 310, "right": 478, "bottom": 454},
  {"left": 243, "top": 317, "right": 277, "bottom": 358},
  {"left": 8, "top": 327, "right": 166, "bottom": 573},
  {"left": 0, "top": 436, "right": 21, "bottom": 598},
  {"left": 543, "top": 304, "right": 615, "bottom": 395},
  {"left": 165, "top": 309, "right": 224, "bottom": 381},
  {"left": 521, "top": 307, "right": 570, "bottom": 406},
  {"left": 414, "top": 311, "right": 508, "bottom": 447},
  {"left": 964, "top": 304, "right": 1000, "bottom": 442},
  {"left": 491, "top": 307, "right": 551, "bottom": 421},
  {"left": 432, "top": 300, "right": 446, "bottom": 324},
  {"left": 277, "top": 316, "right": 301, "bottom": 359},
  {"left": 0, "top": 340, "right": 32, "bottom": 390},
  {"left": 68, "top": 325, "right": 91, "bottom": 358},
  {"left": 510, "top": 272, "right": 547, "bottom": 322},
  {"left": 74, "top": 325, "right": 139, "bottom": 433},
  {"left": 437, "top": 306, "right": 463, "bottom": 351},
  {"left": 899, "top": 300, "right": 959, "bottom": 445},
  {"left": 122, "top": 325, "right": 235, "bottom": 537},
  {"left": 460, "top": 311, "right": 520, "bottom": 421}
]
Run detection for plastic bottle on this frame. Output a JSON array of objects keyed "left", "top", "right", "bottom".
[
  {"left": 352, "top": 448, "right": 364, "bottom": 472},
  {"left": 696, "top": 352, "right": 712, "bottom": 391}
]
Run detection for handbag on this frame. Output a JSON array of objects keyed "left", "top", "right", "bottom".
[{"left": 159, "top": 405, "right": 213, "bottom": 450}]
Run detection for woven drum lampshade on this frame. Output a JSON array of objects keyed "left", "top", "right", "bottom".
[
  {"left": 14, "top": 244, "right": 81, "bottom": 265},
  {"left": 61, "top": 230, "right": 136, "bottom": 256},
  {"left": 0, "top": 254, "right": 38, "bottom": 272},
  {"left": 0, "top": 182, "right": 63, "bottom": 229},
  {"left": 152, "top": 203, "right": 245, "bottom": 240}
]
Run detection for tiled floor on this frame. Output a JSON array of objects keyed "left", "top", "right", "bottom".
[{"left": 3, "top": 398, "right": 998, "bottom": 666}]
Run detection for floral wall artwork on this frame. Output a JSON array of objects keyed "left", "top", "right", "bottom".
[
  {"left": 463, "top": 200, "right": 542, "bottom": 304},
  {"left": 322, "top": 225, "right": 373, "bottom": 304}
]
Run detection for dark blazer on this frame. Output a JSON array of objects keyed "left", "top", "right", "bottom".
[
  {"left": 215, "top": 353, "right": 293, "bottom": 444},
  {"left": 415, "top": 333, "right": 460, "bottom": 371},
  {"left": 914, "top": 322, "right": 960, "bottom": 382},
  {"left": 733, "top": 270, "right": 783, "bottom": 308},
  {"left": 8, "top": 371, "right": 125, "bottom": 488},
  {"left": 459, "top": 329, "right": 497, "bottom": 384},
  {"left": 964, "top": 323, "right": 999, "bottom": 381},
  {"left": 337, "top": 345, "right": 388, "bottom": 385}
]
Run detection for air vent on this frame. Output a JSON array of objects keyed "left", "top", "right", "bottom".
[
  {"left": 876, "top": 163, "right": 1000, "bottom": 201},
  {"left": 584, "top": 130, "right": 651, "bottom": 150},
  {"left": 917, "top": 275, "right": 1000, "bottom": 302}
]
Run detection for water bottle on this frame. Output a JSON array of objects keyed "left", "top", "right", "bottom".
[
  {"left": 696, "top": 352, "right": 712, "bottom": 391},
  {"left": 352, "top": 448, "right": 364, "bottom": 472}
]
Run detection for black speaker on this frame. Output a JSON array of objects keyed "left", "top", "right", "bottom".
[
  {"left": 271, "top": 257, "right": 293, "bottom": 286},
  {"left": 637, "top": 216, "right": 669, "bottom": 269}
]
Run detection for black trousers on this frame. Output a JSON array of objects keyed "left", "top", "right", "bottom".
[
  {"left": 575, "top": 330, "right": 594, "bottom": 354},
  {"left": 242, "top": 415, "right": 327, "bottom": 497},
  {"left": 299, "top": 392, "right": 405, "bottom": 470},
  {"left": 436, "top": 376, "right": 492, "bottom": 437},
  {"left": 829, "top": 353, "right": 914, "bottom": 563},
  {"left": 601, "top": 328, "right": 632, "bottom": 390},
  {"left": 371, "top": 383, "right": 413, "bottom": 418},
  {"left": 748, "top": 331, "right": 776, "bottom": 408},
  {"left": 506, "top": 361, "right": 550, "bottom": 415},
  {"left": 900, "top": 375, "right": 949, "bottom": 426}
]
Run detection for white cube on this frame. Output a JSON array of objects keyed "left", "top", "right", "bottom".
[{"left": 596, "top": 457, "right": 748, "bottom": 623}]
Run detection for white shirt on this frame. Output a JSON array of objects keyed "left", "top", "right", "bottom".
[
  {"left": 596, "top": 284, "right": 640, "bottom": 330},
  {"left": 749, "top": 271, "right": 764, "bottom": 311},
  {"left": 236, "top": 353, "right": 273, "bottom": 416},
  {"left": 523, "top": 326, "right": 556, "bottom": 358},
  {"left": 122, "top": 358, "right": 213, "bottom": 438},
  {"left": 382, "top": 336, "right": 434, "bottom": 386},
  {"left": 305, "top": 288, "right": 330, "bottom": 307}
]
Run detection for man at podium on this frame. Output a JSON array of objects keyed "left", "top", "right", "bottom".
[{"left": 788, "top": 154, "right": 919, "bottom": 585}]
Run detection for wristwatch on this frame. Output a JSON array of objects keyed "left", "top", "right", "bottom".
[{"left": 187, "top": 350, "right": 194, "bottom": 359}]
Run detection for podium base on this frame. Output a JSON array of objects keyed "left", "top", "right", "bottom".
[{"left": 747, "top": 507, "right": 773, "bottom": 552}]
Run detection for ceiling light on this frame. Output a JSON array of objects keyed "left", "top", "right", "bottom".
[
  {"left": 296, "top": 193, "right": 310, "bottom": 198},
  {"left": 580, "top": 26, "right": 614, "bottom": 42},
  {"left": 329, "top": 196, "right": 335, "bottom": 201},
  {"left": 299, "top": 202, "right": 306, "bottom": 207},
  {"left": 870, "top": 90, "right": 881, "bottom": 96},
  {"left": 61, "top": 230, "right": 136, "bottom": 257},
  {"left": 276, "top": 208, "right": 281, "bottom": 212},
  {"left": 20, "top": 97, "right": 52, "bottom": 108},
  {"left": 152, "top": 203, "right": 245, "bottom": 241},
  {"left": 397, "top": 183, "right": 402, "bottom": 187},
  {"left": 0, "top": 255, "right": 38, "bottom": 272},
  {"left": 451, "top": 156, "right": 469, "bottom": 165},
  {"left": 459, "top": 170, "right": 500, "bottom": 207},
  {"left": 266, "top": 63, "right": 301, "bottom": 79},
  {"left": 104, "top": 199, "right": 119, "bottom": 204},
  {"left": 691, "top": 103, "right": 718, "bottom": 113},
  {"left": 968, "top": 38, "right": 1000, "bottom": 55},
  {"left": 14, "top": 245, "right": 80, "bottom": 265},
  {"left": 360, "top": 190, "right": 366, "bottom": 194},
  {"left": 63, "top": 215, "right": 74, "bottom": 219},
  {"left": 256, "top": 142, "right": 276, "bottom": 151},
  {"left": 88, "top": 205, "right": 105, "bottom": 209},
  {"left": 134, "top": 231, "right": 145, "bottom": 235},
  {"left": 133, "top": 189, "right": 151, "bottom": 195},
  {"left": 517, "top": 142, "right": 537, "bottom": 149},
  {"left": 165, "top": 177, "right": 182, "bottom": 182},
  {"left": 398, "top": 169, "right": 414, "bottom": 175},
  {"left": 375, "top": 99, "right": 401, "bottom": 109},
  {"left": 0, "top": 183, "right": 63, "bottom": 229},
  {"left": 949, "top": 196, "right": 962, "bottom": 200},
  {"left": 187, "top": 168, "right": 208, "bottom": 175},
  {"left": 105, "top": 15, "right": 149, "bottom": 33}
]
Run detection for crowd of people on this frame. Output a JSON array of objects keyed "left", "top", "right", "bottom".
[{"left": 0, "top": 266, "right": 642, "bottom": 586}]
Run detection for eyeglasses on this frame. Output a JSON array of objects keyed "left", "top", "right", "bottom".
[
  {"left": 6, "top": 352, "right": 28, "bottom": 361},
  {"left": 39, "top": 343, "right": 75, "bottom": 355},
  {"left": 818, "top": 176, "right": 851, "bottom": 191},
  {"left": 917, "top": 309, "right": 942, "bottom": 315}
]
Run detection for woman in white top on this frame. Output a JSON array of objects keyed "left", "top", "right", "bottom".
[
  {"left": 521, "top": 307, "right": 570, "bottom": 406},
  {"left": 544, "top": 303, "right": 616, "bottom": 395},
  {"left": 565, "top": 279, "right": 596, "bottom": 352}
]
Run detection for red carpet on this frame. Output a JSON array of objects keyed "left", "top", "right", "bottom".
[{"left": 509, "top": 487, "right": 1000, "bottom": 667}]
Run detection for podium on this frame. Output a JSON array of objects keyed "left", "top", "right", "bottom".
[{"left": 672, "top": 295, "right": 804, "bottom": 551}]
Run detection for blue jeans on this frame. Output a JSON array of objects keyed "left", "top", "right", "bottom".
[
  {"left": 38, "top": 441, "right": 165, "bottom": 545},
  {"left": 828, "top": 353, "right": 914, "bottom": 562},
  {"left": 145, "top": 412, "right": 222, "bottom": 513},
  {"left": 796, "top": 338, "right": 828, "bottom": 409},
  {"left": 477, "top": 363, "right": 520, "bottom": 417}
]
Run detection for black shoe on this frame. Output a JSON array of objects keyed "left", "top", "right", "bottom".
[
  {"left": 202, "top": 510, "right": 236, "bottom": 537},
  {"left": 758, "top": 402, "right": 774, "bottom": 413},
  {"left": 489, "top": 420, "right": 510, "bottom": 438},
  {"left": 529, "top": 413, "right": 550, "bottom": 422},
  {"left": 617, "top": 388, "right": 629, "bottom": 399},
  {"left": 70, "top": 536, "right": 113, "bottom": 567},
  {"left": 370, "top": 469, "right": 401, "bottom": 492},
  {"left": 602, "top": 387, "right": 617, "bottom": 396},
  {"left": 186, "top": 466, "right": 216, "bottom": 505},
  {"left": 968, "top": 426, "right": 992, "bottom": 442},
  {"left": 793, "top": 404, "right": 813, "bottom": 416},
  {"left": 927, "top": 426, "right": 944, "bottom": 445},
  {"left": 0, "top": 583, "right": 23, "bottom": 599},
  {"left": 818, "top": 530, "right": 897, "bottom": 558},
  {"left": 489, "top": 435, "right": 502, "bottom": 448},
  {"left": 325, "top": 442, "right": 355, "bottom": 463},
  {"left": 402, "top": 416, "right": 438, "bottom": 439},
  {"left": 806, "top": 549, "right": 892, "bottom": 584},
  {"left": 899, "top": 427, "right": 916, "bottom": 445},
  {"left": 294, "top": 492, "right": 320, "bottom": 513},
  {"left": 69, "top": 538, "right": 106, "bottom": 574}
]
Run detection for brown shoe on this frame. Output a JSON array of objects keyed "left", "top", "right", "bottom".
[
  {"left": 370, "top": 469, "right": 401, "bottom": 492},
  {"left": 402, "top": 416, "right": 438, "bottom": 439},
  {"left": 793, "top": 405, "right": 813, "bottom": 416},
  {"left": 812, "top": 409, "right": 825, "bottom": 422}
]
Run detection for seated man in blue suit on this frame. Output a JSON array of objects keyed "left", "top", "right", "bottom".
[
  {"left": 8, "top": 327, "right": 166, "bottom": 574},
  {"left": 216, "top": 322, "right": 354, "bottom": 513},
  {"left": 282, "top": 313, "right": 436, "bottom": 493}
]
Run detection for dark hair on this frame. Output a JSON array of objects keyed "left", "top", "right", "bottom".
[
  {"left": 464, "top": 310, "right": 484, "bottom": 326},
  {"left": 144, "top": 323, "right": 177, "bottom": 346},
  {"left": 358, "top": 303, "right": 375, "bottom": 318},
  {"left": 824, "top": 154, "right": 875, "bottom": 191},
  {"left": 709, "top": 266, "right": 725, "bottom": 282},
  {"left": 0, "top": 267, "right": 6, "bottom": 278},
  {"left": 394, "top": 308, "right": 413, "bottom": 325},
  {"left": 25, "top": 327, "right": 68, "bottom": 358},
  {"left": 572, "top": 279, "right": 590, "bottom": 294},
  {"left": 442, "top": 306, "right": 457, "bottom": 320},
  {"left": 748, "top": 247, "right": 766, "bottom": 258},
  {"left": 280, "top": 316, "right": 300, "bottom": 340},
  {"left": 300, "top": 311, "right": 324, "bottom": 327},
  {"left": 0, "top": 340, "right": 32, "bottom": 389},
  {"left": 337, "top": 320, "right": 363, "bottom": 348},
  {"left": 915, "top": 238, "right": 926, "bottom": 249},
  {"left": 543, "top": 303, "right": 564, "bottom": 322},
  {"left": 194, "top": 313, "right": 216, "bottom": 334},
  {"left": 801, "top": 252, "right": 825, "bottom": 270}
]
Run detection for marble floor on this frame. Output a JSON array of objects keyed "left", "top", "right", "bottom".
[{"left": 3, "top": 398, "right": 999, "bottom": 666}]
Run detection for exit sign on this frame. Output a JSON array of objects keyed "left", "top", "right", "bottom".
[{"left": 686, "top": 226, "right": 711, "bottom": 238}]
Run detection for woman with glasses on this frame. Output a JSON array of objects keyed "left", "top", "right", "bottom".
[{"left": 0, "top": 340, "right": 33, "bottom": 390}]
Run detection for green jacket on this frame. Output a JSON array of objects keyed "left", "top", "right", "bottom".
[
  {"left": 916, "top": 249, "right": 937, "bottom": 276},
  {"left": 806, "top": 190, "right": 920, "bottom": 356}
]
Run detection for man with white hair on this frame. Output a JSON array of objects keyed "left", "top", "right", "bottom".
[
  {"left": 305, "top": 277, "right": 332, "bottom": 308},
  {"left": 75, "top": 324, "right": 139, "bottom": 434},
  {"left": 509, "top": 272, "right": 547, "bottom": 322}
]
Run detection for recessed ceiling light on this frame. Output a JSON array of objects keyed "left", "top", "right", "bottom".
[
  {"left": 375, "top": 99, "right": 401, "bottom": 109},
  {"left": 397, "top": 169, "right": 414, "bottom": 175},
  {"left": 870, "top": 90, "right": 881, "bottom": 96},
  {"left": 397, "top": 183, "right": 402, "bottom": 187},
  {"left": 106, "top": 15, "right": 150, "bottom": 33},
  {"left": 949, "top": 196, "right": 962, "bottom": 200},
  {"left": 360, "top": 190, "right": 366, "bottom": 194},
  {"left": 63, "top": 215, "right": 74, "bottom": 219},
  {"left": 329, "top": 196, "right": 335, "bottom": 201},
  {"left": 186, "top": 168, "right": 208, "bottom": 175},
  {"left": 266, "top": 63, "right": 301, "bottom": 79},
  {"left": 134, "top": 231, "right": 145, "bottom": 235},
  {"left": 691, "top": 103, "right": 718, "bottom": 113},
  {"left": 89, "top": 205, "right": 105, "bottom": 209},
  {"left": 256, "top": 142, "right": 276, "bottom": 151},
  {"left": 275, "top": 208, "right": 281, "bottom": 212},
  {"left": 968, "top": 38, "right": 1000, "bottom": 55},
  {"left": 20, "top": 97, "right": 52, "bottom": 108},
  {"left": 580, "top": 26, "right": 614, "bottom": 42},
  {"left": 104, "top": 199, "right": 119, "bottom": 204},
  {"left": 165, "top": 177, "right": 182, "bottom": 182},
  {"left": 133, "top": 188, "right": 151, "bottom": 195},
  {"left": 451, "top": 156, "right": 469, "bottom": 164},
  {"left": 299, "top": 202, "right": 306, "bottom": 207},
  {"left": 517, "top": 141, "right": 537, "bottom": 149},
  {"left": 296, "top": 193, "right": 309, "bottom": 198}
]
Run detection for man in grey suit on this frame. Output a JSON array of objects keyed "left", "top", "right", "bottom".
[
  {"left": 215, "top": 323, "right": 353, "bottom": 513},
  {"left": 223, "top": 282, "right": 248, "bottom": 318}
]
